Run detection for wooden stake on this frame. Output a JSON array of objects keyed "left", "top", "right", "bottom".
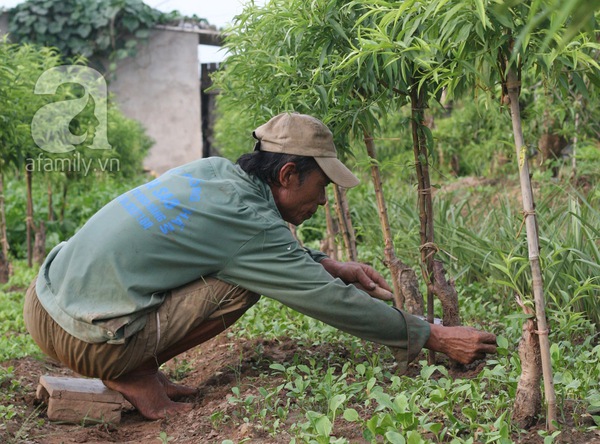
[{"left": 506, "top": 67, "right": 557, "bottom": 430}]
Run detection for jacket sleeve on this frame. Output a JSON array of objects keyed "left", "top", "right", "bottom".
[
  {"left": 302, "top": 246, "right": 329, "bottom": 263},
  {"left": 217, "top": 223, "right": 430, "bottom": 371}
]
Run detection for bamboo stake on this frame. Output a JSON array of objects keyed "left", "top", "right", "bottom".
[
  {"left": 571, "top": 106, "right": 579, "bottom": 181},
  {"left": 506, "top": 67, "right": 557, "bottom": 429}
]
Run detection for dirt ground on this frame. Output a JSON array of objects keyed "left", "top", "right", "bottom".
[{"left": 1, "top": 333, "right": 599, "bottom": 444}]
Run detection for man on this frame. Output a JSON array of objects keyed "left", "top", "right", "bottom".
[{"left": 24, "top": 112, "right": 497, "bottom": 420}]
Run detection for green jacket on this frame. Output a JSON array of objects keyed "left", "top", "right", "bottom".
[{"left": 36, "top": 157, "right": 429, "bottom": 370}]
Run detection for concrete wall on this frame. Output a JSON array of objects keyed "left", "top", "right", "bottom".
[
  {"left": 0, "top": 12, "right": 9, "bottom": 37},
  {"left": 109, "top": 29, "right": 202, "bottom": 174}
]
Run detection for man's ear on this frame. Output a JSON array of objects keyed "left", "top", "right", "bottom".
[{"left": 278, "top": 162, "right": 299, "bottom": 188}]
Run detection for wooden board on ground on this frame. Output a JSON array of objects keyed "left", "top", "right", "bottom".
[{"left": 36, "top": 375, "right": 124, "bottom": 424}]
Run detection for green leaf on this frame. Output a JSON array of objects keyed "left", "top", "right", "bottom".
[
  {"left": 33, "top": 21, "right": 48, "bottom": 34},
  {"left": 490, "top": 5, "right": 515, "bottom": 29},
  {"left": 327, "top": 17, "right": 348, "bottom": 42},
  {"left": 456, "top": 24, "right": 472, "bottom": 42},
  {"left": 473, "top": 0, "right": 487, "bottom": 28},
  {"left": 571, "top": 72, "right": 590, "bottom": 100},
  {"left": 406, "top": 430, "right": 424, "bottom": 444},
  {"left": 314, "top": 415, "right": 332, "bottom": 437},
  {"left": 77, "top": 24, "right": 92, "bottom": 38},
  {"left": 356, "top": 363, "right": 366, "bottom": 376},
  {"left": 462, "top": 407, "right": 478, "bottom": 421},
  {"left": 269, "top": 363, "right": 286, "bottom": 372},
  {"left": 497, "top": 335, "right": 509, "bottom": 349},
  {"left": 121, "top": 16, "right": 140, "bottom": 32},
  {"left": 48, "top": 21, "right": 63, "bottom": 34},
  {"left": 385, "top": 431, "right": 406, "bottom": 444},
  {"left": 420, "top": 364, "right": 438, "bottom": 380},
  {"left": 316, "top": 85, "right": 328, "bottom": 108},
  {"left": 367, "top": 377, "right": 376, "bottom": 393},
  {"left": 329, "top": 394, "right": 346, "bottom": 415},
  {"left": 343, "top": 408, "right": 360, "bottom": 422}
]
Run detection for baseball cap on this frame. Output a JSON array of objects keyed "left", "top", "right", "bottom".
[{"left": 252, "top": 112, "right": 360, "bottom": 188}]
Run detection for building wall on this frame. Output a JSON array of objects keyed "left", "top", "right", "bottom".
[
  {"left": 109, "top": 29, "right": 202, "bottom": 174},
  {"left": 0, "top": 12, "right": 9, "bottom": 37}
]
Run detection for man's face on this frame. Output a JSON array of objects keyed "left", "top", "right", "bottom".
[{"left": 272, "top": 165, "right": 330, "bottom": 226}]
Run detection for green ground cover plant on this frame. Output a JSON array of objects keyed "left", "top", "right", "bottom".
[{"left": 220, "top": 283, "right": 599, "bottom": 443}]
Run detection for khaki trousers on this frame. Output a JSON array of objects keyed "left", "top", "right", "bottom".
[{"left": 24, "top": 277, "right": 259, "bottom": 380}]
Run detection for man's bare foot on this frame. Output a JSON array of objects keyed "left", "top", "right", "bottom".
[
  {"left": 103, "top": 372, "right": 193, "bottom": 420},
  {"left": 157, "top": 371, "right": 198, "bottom": 399}
]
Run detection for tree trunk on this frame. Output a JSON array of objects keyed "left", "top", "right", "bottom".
[
  {"left": 363, "top": 131, "right": 424, "bottom": 313},
  {"left": 26, "top": 164, "right": 35, "bottom": 268},
  {"left": 396, "top": 262, "right": 424, "bottom": 316},
  {"left": 60, "top": 182, "right": 68, "bottom": 223},
  {"left": 322, "top": 195, "right": 340, "bottom": 261},
  {"left": 538, "top": 133, "right": 567, "bottom": 178},
  {"left": 410, "top": 86, "right": 461, "bottom": 332},
  {"left": 431, "top": 260, "right": 460, "bottom": 326},
  {"left": 0, "top": 173, "right": 9, "bottom": 282},
  {"left": 0, "top": 248, "right": 8, "bottom": 283},
  {"left": 512, "top": 297, "right": 542, "bottom": 429},
  {"left": 506, "top": 66, "right": 557, "bottom": 430},
  {"left": 47, "top": 180, "right": 54, "bottom": 222},
  {"left": 410, "top": 88, "right": 435, "bottom": 329},
  {"left": 332, "top": 185, "right": 357, "bottom": 262},
  {"left": 33, "top": 220, "right": 46, "bottom": 266}
]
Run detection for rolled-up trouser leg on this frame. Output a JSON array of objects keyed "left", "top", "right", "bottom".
[
  {"left": 23, "top": 277, "right": 260, "bottom": 380},
  {"left": 150, "top": 277, "right": 261, "bottom": 366}
]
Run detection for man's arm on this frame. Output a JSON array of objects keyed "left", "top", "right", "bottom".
[{"left": 321, "top": 258, "right": 498, "bottom": 364}]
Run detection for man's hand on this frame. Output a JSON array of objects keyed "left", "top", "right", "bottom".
[
  {"left": 425, "top": 324, "right": 497, "bottom": 365},
  {"left": 320, "top": 259, "right": 393, "bottom": 300}
]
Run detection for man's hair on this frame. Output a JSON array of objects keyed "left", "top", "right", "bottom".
[{"left": 237, "top": 151, "right": 321, "bottom": 186}]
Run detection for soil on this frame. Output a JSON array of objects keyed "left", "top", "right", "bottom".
[{"left": 1, "top": 334, "right": 599, "bottom": 444}]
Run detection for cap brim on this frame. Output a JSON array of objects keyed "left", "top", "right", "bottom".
[{"left": 314, "top": 157, "right": 360, "bottom": 188}]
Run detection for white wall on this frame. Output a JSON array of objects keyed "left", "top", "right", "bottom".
[
  {"left": 109, "top": 29, "right": 203, "bottom": 174},
  {"left": 0, "top": 12, "right": 9, "bottom": 37}
]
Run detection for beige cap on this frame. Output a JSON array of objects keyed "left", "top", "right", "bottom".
[{"left": 253, "top": 113, "right": 360, "bottom": 188}]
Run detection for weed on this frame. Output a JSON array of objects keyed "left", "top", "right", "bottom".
[
  {"left": 165, "top": 357, "right": 193, "bottom": 381},
  {"left": 157, "top": 430, "right": 174, "bottom": 443}
]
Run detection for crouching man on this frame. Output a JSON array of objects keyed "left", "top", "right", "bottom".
[{"left": 24, "top": 113, "right": 497, "bottom": 420}]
